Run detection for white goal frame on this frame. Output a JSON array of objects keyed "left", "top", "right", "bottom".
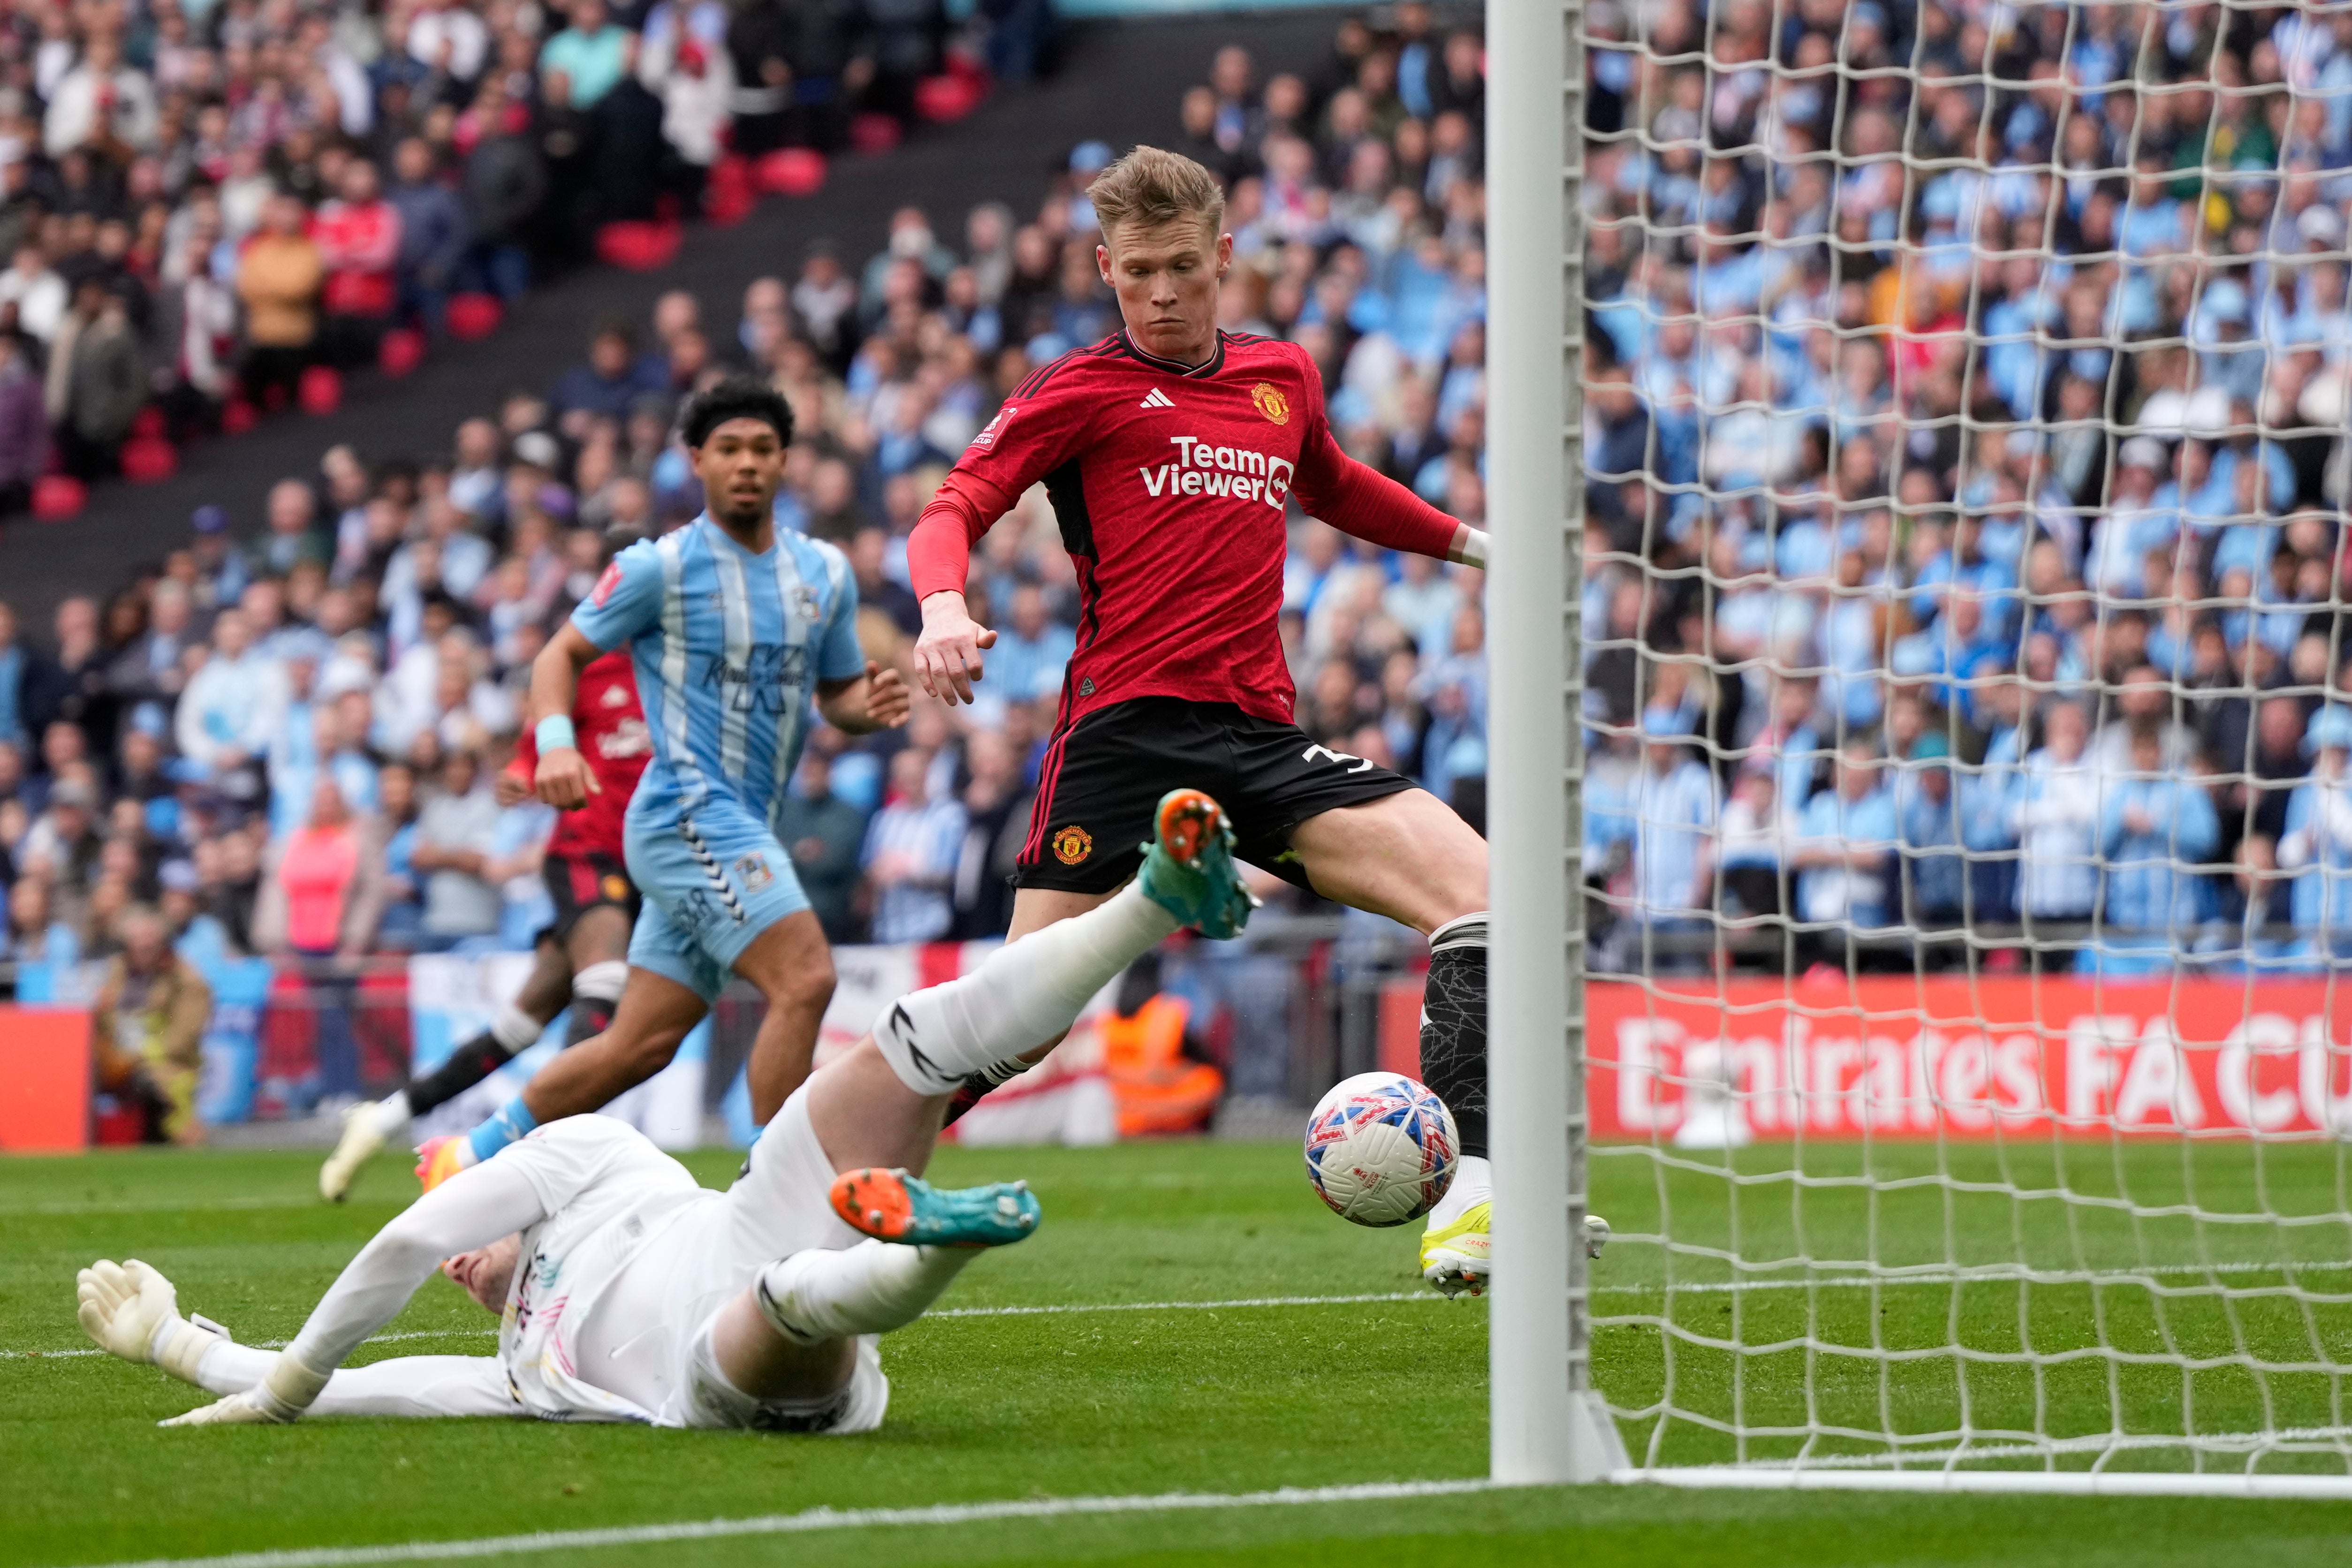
[{"left": 1481, "top": 0, "right": 2352, "bottom": 1500}]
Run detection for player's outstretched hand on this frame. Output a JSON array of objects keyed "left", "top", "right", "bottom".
[
  {"left": 535, "top": 745, "right": 601, "bottom": 811},
  {"left": 159, "top": 1390, "right": 292, "bottom": 1427},
  {"left": 913, "top": 591, "right": 997, "bottom": 706},
  {"left": 865, "top": 661, "right": 912, "bottom": 730}
]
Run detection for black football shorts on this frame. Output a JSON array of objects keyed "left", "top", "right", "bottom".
[
  {"left": 539, "top": 852, "right": 643, "bottom": 945},
  {"left": 1015, "top": 697, "right": 1417, "bottom": 894}
]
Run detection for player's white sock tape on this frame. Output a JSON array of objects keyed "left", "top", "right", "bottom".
[
  {"left": 873, "top": 882, "right": 1179, "bottom": 1095},
  {"left": 148, "top": 1316, "right": 228, "bottom": 1385},
  {"left": 1428, "top": 912, "right": 1488, "bottom": 953},
  {"left": 370, "top": 1089, "right": 413, "bottom": 1137},
  {"left": 1426, "top": 1154, "right": 1491, "bottom": 1231},
  {"left": 257, "top": 1352, "right": 332, "bottom": 1418},
  {"left": 756, "top": 1240, "right": 977, "bottom": 1343},
  {"left": 491, "top": 1004, "right": 543, "bottom": 1053},
  {"left": 571, "top": 960, "right": 628, "bottom": 1004}
]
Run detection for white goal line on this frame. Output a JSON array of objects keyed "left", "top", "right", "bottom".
[{"left": 50, "top": 1478, "right": 1495, "bottom": 1568}]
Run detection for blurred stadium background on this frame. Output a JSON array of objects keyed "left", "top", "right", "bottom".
[
  {"left": 0, "top": 0, "right": 1493, "bottom": 1156},
  {"left": 5, "top": 0, "right": 2352, "bottom": 1218}
]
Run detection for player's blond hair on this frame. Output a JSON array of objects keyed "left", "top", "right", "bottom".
[{"left": 1087, "top": 145, "right": 1226, "bottom": 241}]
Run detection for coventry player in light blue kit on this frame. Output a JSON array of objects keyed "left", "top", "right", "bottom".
[{"left": 423, "top": 380, "right": 909, "bottom": 1187}]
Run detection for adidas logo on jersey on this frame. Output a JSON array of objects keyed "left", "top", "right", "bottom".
[{"left": 1138, "top": 387, "right": 1175, "bottom": 409}]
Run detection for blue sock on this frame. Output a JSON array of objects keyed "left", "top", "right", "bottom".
[{"left": 466, "top": 1099, "right": 539, "bottom": 1165}]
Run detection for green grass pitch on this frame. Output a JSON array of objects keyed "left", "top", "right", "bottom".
[{"left": 5, "top": 1138, "right": 2352, "bottom": 1567}]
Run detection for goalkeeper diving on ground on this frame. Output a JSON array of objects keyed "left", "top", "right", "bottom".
[{"left": 76, "top": 789, "right": 1252, "bottom": 1431}]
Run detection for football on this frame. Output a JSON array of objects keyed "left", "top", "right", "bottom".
[{"left": 1302, "top": 1072, "right": 1459, "bottom": 1227}]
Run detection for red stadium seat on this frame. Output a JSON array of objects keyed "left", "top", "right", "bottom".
[
  {"left": 119, "top": 436, "right": 178, "bottom": 484},
  {"left": 31, "top": 474, "right": 84, "bottom": 520},
  {"left": 709, "top": 153, "right": 752, "bottom": 195},
  {"left": 220, "top": 397, "right": 257, "bottom": 434},
  {"left": 916, "top": 74, "right": 982, "bottom": 123},
  {"left": 378, "top": 326, "right": 425, "bottom": 377},
  {"left": 596, "top": 220, "right": 682, "bottom": 272},
  {"left": 128, "top": 406, "right": 166, "bottom": 441},
  {"left": 298, "top": 364, "right": 342, "bottom": 416},
  {"left": 446, "top": 292, "right": 502, "bottom": 341},
  {"left": 757, "top": 148, "right": 826, "bottom": 197},
  {"left": 705, "top": 184, "right": 755, "bottom": 226},
  {"left": 849, "top": 114, "right": 902, "bottom": 155}
]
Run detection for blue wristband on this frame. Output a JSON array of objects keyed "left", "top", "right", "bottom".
[{"left": 536, "top": 715, "right": 577, "bottom": 754}]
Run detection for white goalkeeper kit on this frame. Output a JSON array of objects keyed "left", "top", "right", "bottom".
[{"left": 155, "top": 1099, "right": 900, "bottom": 1431}]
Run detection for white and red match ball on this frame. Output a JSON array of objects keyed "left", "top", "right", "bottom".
[{"left": 1302, "top": 1071, "right": 1459, "bottom": 1227}]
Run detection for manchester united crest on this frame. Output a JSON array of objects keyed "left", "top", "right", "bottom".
[
  {"left": 1250, "top": 382, "right": 1290, "bottom": 425},
  {"left": 1051, "top": 825, "right": 1094, "bottom": 865}
]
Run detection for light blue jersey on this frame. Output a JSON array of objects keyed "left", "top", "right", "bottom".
[
  {"left": 570, "top": 517, "right": 865, "bottom": 1001},
  {"left": 572, "top": 517, "right": 865, "bottom": 836}
]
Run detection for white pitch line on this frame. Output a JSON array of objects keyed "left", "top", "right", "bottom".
[
  {"left": 0, "top": 1195, "right": 327, "bottom": 1218},
  {"left": 48, "top": 1478, "right": 1495, "bottom": 1568},
  {"left": 929, "top": 1290, "right": 1441, "bottom": 1318},
  {"left": 1609, "top": 1257, "right": 2352, "bottom": 1297},
  {"left": 1725, "top": 1424, "right": 2352, "bottom": 1472},
  {"left": 22, "top": 1263, "right": 2352, "bottom": 1359},
  {"left": 9, "top": 1293, "right": 1455, "bottom": 1358}
]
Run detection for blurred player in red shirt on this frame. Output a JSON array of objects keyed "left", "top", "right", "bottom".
[
  {"left": 319, "top": 635, "right": 652, "bottom": 1201},
  {"left": 907, "top": 147, "right": 1501, "bottom": 1294}
]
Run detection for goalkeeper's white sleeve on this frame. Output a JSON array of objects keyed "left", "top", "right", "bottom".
[{"left": 205, "top": 1156, "right": 553, "bottom": 1421}]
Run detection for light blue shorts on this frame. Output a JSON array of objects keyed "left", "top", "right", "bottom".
[{"left": 623, "top": 801, "right": 812, "bottom": 1003}]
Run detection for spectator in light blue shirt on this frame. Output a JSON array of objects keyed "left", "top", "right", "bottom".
[
  {"left": 2095, "top": 723, "right": 2219, "bottom": 973},
  {"left": 175, "top": 609, "right": 288, "bottom": 791},
  {"left": 2012, "top": 699, "right": 2102, "bottom": 925},
  {"left": 539, "top": 0, "right": 633, "bottom": 110},
  {"left": 863, "top": 748, "right": 969, "bottom": 944},
  {"left": 1897, "top": 733, "right": 1966, "bottom": 934},
  {"left": 985, "top": 583, "right": 1076, "bottom": 705},
  {"left": 1628, "top": 717, "right": 1719, "bottom": 929},
  {"left": 1791, "top": 738, "right": 1900, "bottom": 935},
  {"left": 2280, "top": 706, "right": 2352, "bottom": 950}
]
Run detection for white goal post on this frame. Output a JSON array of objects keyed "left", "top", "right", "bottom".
[{"left": 1487, "top": 0, "right": 2352, "bottom": 1496}]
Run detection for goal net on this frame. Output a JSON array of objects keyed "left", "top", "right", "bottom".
[{"left": 1562, "top": 0, "right": 2352, "bottom": 1491}]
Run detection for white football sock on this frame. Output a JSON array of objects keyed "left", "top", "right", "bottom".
[
  {"left": 571, "top": 960, "right": 627, "bottom": 1004},
  {"left": 872, "top": 881, "right": 1177, "bottom": 1095},
  {"left": 491, "top": 1003, "right": 544, "bottom": 1052},
  {"left": 369, "top": 1090, "right": 413, "bottom": 1137},
  {"left": 754, "top": 1241, "right": 977, "bottom": 1343},
  {"left": 1427, "top": 1154, "right": 1492, "bottom": 1230}
]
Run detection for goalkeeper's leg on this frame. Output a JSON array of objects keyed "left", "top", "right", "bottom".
[{"left": 692, "top": 792, "right": 1250, "bottom": 1424}]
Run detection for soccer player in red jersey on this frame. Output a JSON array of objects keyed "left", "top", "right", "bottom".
[
  {"left": 907, "top": 146, "right": 1502, "bottom": 1294},
  {"left": 318, "top": 629, "right": 653, "bottom": 1202}
]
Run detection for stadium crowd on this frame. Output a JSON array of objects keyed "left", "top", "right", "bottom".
[
  {"left": 1579, "top": 0, "right": 2352, "bottom": 974},
  {"left": 0, "top": 8, "right": 1497, "bottom": 1032},
  {"left": 0, "top": 0, "right": 999, "bottom": 492},
  {"left": 10, "top": 0, "right": 2352, "bottom": 1029}
]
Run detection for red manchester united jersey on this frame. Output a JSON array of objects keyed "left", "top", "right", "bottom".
[
  {"left": 509, "top": 649, "right": 651, "bottom": 859},
  {"left": 936, "top": 331, "right": 1384, "bottom": 730}
]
